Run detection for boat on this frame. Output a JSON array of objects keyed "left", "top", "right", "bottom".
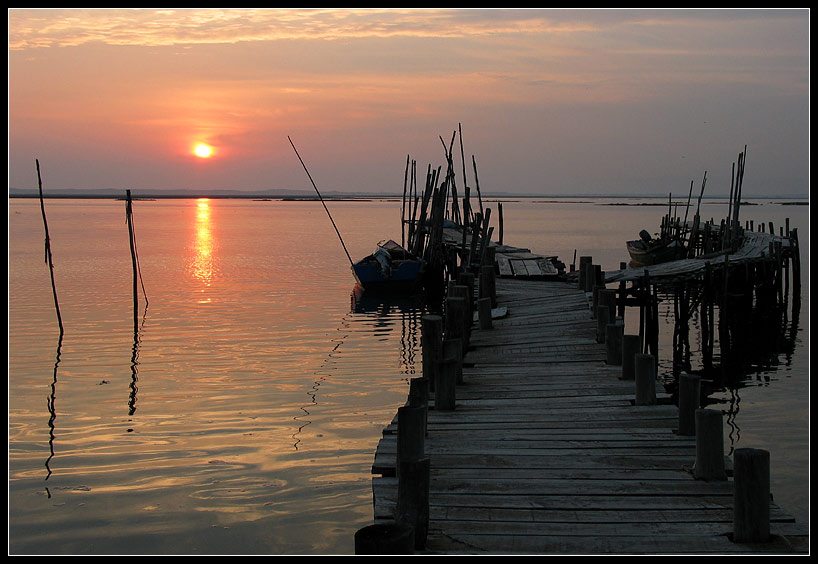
[
  {"left": 351, "top": 240, "right": 425, "bottom": 294},
  {"left": 626, "top": 229, "right": 686, "bottom": 266}
]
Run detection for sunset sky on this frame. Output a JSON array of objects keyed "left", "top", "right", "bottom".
[{"left": 8, "top": 8, "right": 810, "bottom": 197}]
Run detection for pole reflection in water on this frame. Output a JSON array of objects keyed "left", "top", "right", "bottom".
[{"left": 44, "top": 333, "right": 63, "bottom": 489}]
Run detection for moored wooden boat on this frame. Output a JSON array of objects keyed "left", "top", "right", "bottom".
[
  {"left": 352, "top": 240, "right": 425, "bottom": 294},
  {"left": 627, "top": 230, "right": 686, "bottom": 266}
]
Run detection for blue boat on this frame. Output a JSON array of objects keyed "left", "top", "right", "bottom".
[{"left": 352, "top": 240, "right": 425, "bottom": 295}]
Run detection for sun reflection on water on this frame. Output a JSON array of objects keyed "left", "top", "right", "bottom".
[{"left": 191, "top": 198, "right": 214, "bottom": 302}]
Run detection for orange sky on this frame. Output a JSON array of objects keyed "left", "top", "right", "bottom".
[{"left": 8, "top": 8, "right": 810, "bottom": 196}]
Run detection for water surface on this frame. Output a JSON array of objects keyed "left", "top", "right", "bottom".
[{"left": 9, "top": 196, "right": 808, "bottom": 553}]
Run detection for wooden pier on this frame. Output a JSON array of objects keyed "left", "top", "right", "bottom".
[{"left": 362, "top": 276, "right": 808, "bottom": 554}]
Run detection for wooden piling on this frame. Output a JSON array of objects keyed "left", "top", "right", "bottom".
[
  {"left": 578, "top": 256, "right": 592, "bottom": 289},
  {"left": 435, "top": 357, "right": 457, "bottom": 411},
  {"left": 621, "top": 334, "right": 641, "bottom": 380},
  {"left": 421, "top": 315, "right": 443, "bottom": 391},
  {"left": 605, "top": 322, "right": 623, "bottom": 365},
  {"left": 407, "top": 377, "right": 429, "bottom": 437},
  {"left": 693, "top": 409, "right": 727, "bottom": 481},
  {"left": 479, "top": 264, "right": 496, "bottom": 308},
  {"left": 444, "top": 295, "right": 468, "bottom": 349},
  {"left": 478, "top": 297, "right": 493, "bottom": 329},
  {"left": 354, "top": 521, "right": 414, "bottom": 555},
  {"left": 397, "top": 456, "right": 430, "bottom": 550},
  {"left": 596, "top": 304, "right": 610, "bottom": 344},
  {"left": 733, "top": 448, "right": 771, "bottom": 543},
  {"left": 396, "top": 405, "right": 425, "bottom": 471},
  {"left": 634, "top": 353, "right": 657, "bottom": 405},
  {"left": 677, "top": 373, "right": 701, "bottom": 436},
  {"left": 443, "top": 338, "right": 464, "bottom": 385}
]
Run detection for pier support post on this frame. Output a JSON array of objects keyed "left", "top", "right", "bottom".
[
  {"left": 606, "top": 322, "right": 624, "bottom": 365},
  {"left": 579, "top": 256, "right": 592, "bottom": 290},
  {"left": 408, "top": 377, "right": 429, "bottom": 437},
  {"left": 449, "top": 286, "right": 472, "bottom": 349},
  {"left": 585, "top": 265, "right": 597, "bottom": 296},
  {"left": 457, "top": 271, "right": 475, "bottom": 308},
  {"left": 599, "top": 289, "right": 617, "bottom": 320},
  {"left": 733, "top": 448, "right": 771, "bottom": 543},
  {"left": 445, "top": 295, "right": 468, "bottom": 350},
  {"left": 396, "top": 405, "right": 425, "bottom": 472},
  {"left": 479, "top": 264, "right": 496, "bottom": 308},
  {"left": 397, "top": 456, "right": 431, "bottom": 550},
  {"left": 478, "top": 297, "right": 493, "bottom": 329},
  {"left": 621, "top": 334, "right": 640, "bottom": 380},
  {"left": 677, "top": 373, "right": 701, "bottom": 436},
  {"left": 443, "top": 338, "right": 464, "bottom": 385},
  {"left": 421, "top": 315, "right": 443, "bottom": 391},
  {"left": 693, "top": 409, "right": 727, "bottom": 481},
  {"left": 596, "top": 305, "right": 610, "bottom": 344},
  {"left": 354, "top": 521, "right": 414, "bottom": 555},
  {"left": 634, "top": 353, "right": 656, "bottom": 405},
  {"left": 435, "top": 357, "right": 457, "bottom": 411}
]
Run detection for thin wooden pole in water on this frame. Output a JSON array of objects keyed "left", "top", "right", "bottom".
[
  {"left": 36, "top": 159, "right": 64, "bottom": 336},
  {"left": 287, "top": 136, "right": 354, "bottom": 266}
]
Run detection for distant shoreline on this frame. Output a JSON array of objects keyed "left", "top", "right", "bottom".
[{"left": 7, "top": 192, "right": 809, "bottom": 204}]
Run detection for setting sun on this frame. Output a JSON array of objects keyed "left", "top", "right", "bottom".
[{"left": 193, "top": 143, "right": 214, "bottom": 158}]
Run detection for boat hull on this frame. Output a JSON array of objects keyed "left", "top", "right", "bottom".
[
  {"left": 352, "top": 260, "right": 424, "bottom": 294},
  {"left": 627, "top": 239, "right": 685, "bottom": 266}
]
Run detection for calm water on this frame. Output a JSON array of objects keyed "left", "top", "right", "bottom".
[{"left": 8, "top": 196, "right": 808, "bottom": 554}]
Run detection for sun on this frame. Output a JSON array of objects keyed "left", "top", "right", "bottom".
[{"left": 193, "top": 143, "right": 214, "bottom": 158}]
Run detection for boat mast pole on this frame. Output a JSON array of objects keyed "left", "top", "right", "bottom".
[{"left": 288, "top": 136, "right": 353, "bottom": 266}]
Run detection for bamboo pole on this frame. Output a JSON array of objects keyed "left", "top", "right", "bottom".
[
  {"left": 288, "top": 136, "right": 354, "bottom": 265},
  {"left": 401, "top": 154, "right": 410, "bottom": 248},
  {"left": 36, "top": 160, "right": 64, "bottom": 336}
]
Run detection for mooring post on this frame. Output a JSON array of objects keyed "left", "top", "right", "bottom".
[
  {"left": 677, "top": 373, "right": 701, "bottom": 436},
  {"left": 621, "top": 334, "right": 641, "bottom": 380},
  {"left": 592, "top": 284, "right": 600, "bottom": 318},
  {"left": 443, "top": 338, "right": 464, "bottom": 385},
  {"left": 408, "top": 377, "right": 429, "bottom": 437},
  {"left": 354, "top": 521, "right": 414, "bottom": 555},
  {"left": 435, "top": 357, "right": 457, "bottom": 411},
  {"left": 578, "top": 256, "right": 592, "bottom": 290},
  {"left": 396, "top": 405, "right": 425, "bottom": 474},
  {"left": 421, "top": 315, "right": 443, "bottom": 392},
  {"left": 585, "top": 264, "right": 597, "bottom": 297},
  {"left": 733, "top": 448, "right": 771, "bottom": 543},
  {"left": 634, "top": 353, "right": 657, "bottom": 405},
  {"left": 450, "top": 285, "right": 472, "bottom": 349},
  {"left": 397, "top": 456, "right": 431, "bottom": 550},
  {"left": 596, "top": 304, "right": 610, "bottom": 344},
  {"left": 605, "top": 322, "right": 624, "bottom": 365},
  {"left": 457, "top": 271, "right": 475, "bottom": 304},
  {"left": 478, "top": 296, "right": 493, "bottom": 329},
  {"left": 479, "top": 264, "right": 496, "bottom": 308},
  {"left": 599, "top": 289, "right": 617, "bottom": 320},
  {"left": 693, "top": 409, "right": 727, "bottom": 481},
  {"left": 445, "top": 295, "right": 467, "bottom": 350}
]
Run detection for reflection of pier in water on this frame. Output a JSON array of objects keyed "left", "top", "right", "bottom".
[{"left": 291, "top": 289, "right": 424, "bottom": 450}]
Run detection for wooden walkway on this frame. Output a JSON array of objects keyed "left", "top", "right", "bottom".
[{"left": 369, "top": 277, "right": 808, "bottom": 554}]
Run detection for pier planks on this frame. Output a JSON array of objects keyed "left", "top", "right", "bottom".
[{"left": 369, "top": 277, "right": 808, "bottom": 554}]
